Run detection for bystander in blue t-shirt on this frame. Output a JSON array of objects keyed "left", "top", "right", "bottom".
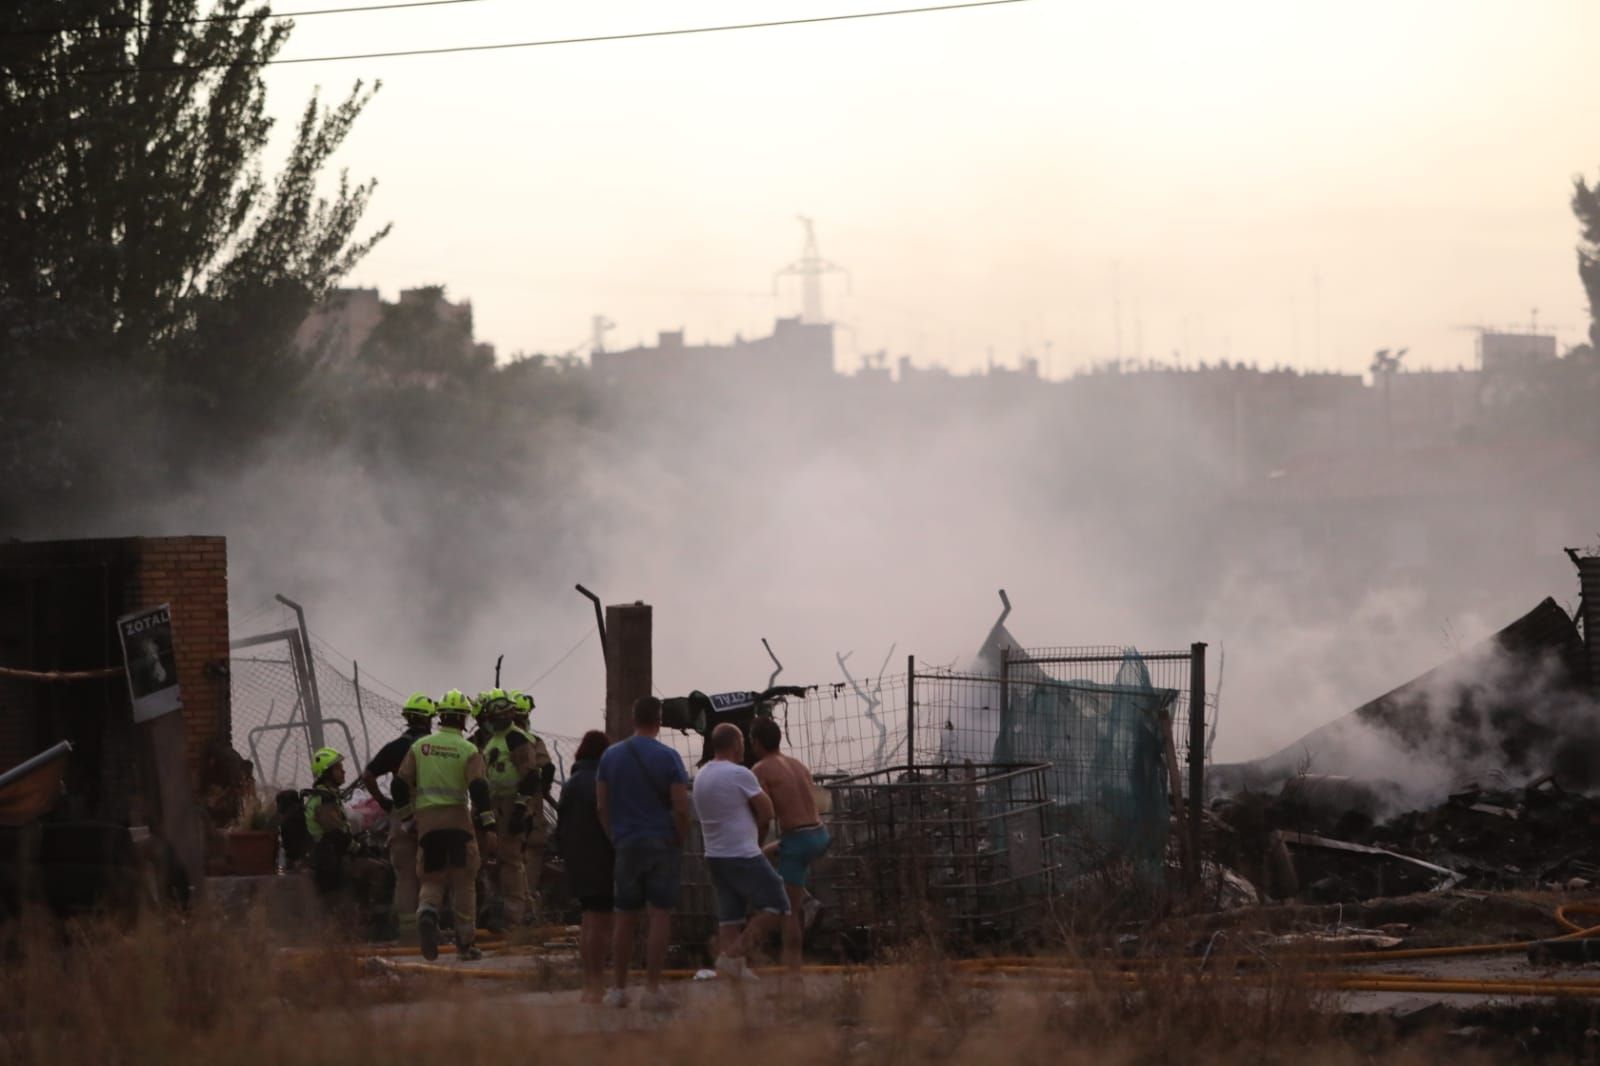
[{"left": 596, "top": 735, "right": 688, "bottom": 847}]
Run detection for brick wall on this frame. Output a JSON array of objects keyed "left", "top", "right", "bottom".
[
  {"left": 0, "top": 536, "right": 229, "bottom": 820},
  {"left": 125, "top": 536, "right": 231, "bottom": 780}
]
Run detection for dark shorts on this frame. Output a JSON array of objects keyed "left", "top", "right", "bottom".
[
  {"left": 707, "top": 855, "right": 791, "bottom": 924},
  {"left": 776, "top": 825, "right": 831, "bottom": 887},
  {"left": 577, "top": 893, "right": 614, "bottom": 913},
  {"left": 613, "top": 838, "right": 682, "bottom": 912},
  {"left": 419, "top": 828, "right": 473, "bottom": 872}
]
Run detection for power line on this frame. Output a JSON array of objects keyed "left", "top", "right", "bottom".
[
  {"left": 44, "top": 0, "right": 1034, "bottom": 75},
  {"left": 517, "top": 627, "right": 594, "bottom": 691},
  {"left": 4, "top": 0, "right": 491, "bottom": 37}
]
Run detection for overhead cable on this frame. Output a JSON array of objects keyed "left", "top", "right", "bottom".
[
  {"left": 41, "top": 0, "right": 1035, "bottom": 75},
  {"left": 4, "top": 0, "right": 491, "bottom": 37}
]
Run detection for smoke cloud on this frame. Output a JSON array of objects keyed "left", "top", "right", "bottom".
[{"left": 39, "top": 350, "right": 1599, "bottom": 773}]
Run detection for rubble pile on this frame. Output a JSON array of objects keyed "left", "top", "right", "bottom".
[
  {"left": 1209, "top": 588, "right": 1600, "bottom": 907},
  {"left": 1214, "top": 773, "right": 1600, "bottom": 904},
  {"left": 1364, "top": 777, "right": 1600, "bottom": 891}
]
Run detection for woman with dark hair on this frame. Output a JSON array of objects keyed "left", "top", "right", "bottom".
[{"left": 554, "top": 730, "right": 615, "bottom": 1002}]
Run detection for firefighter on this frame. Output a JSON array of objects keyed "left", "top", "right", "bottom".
[
  {"left": 304, "top": 748, "right": 387, "bottom": 924},
  {"left": 391, "top": 689, "right": 497, "bottom": 961},
  {"left": 479, "top": 688, "right": 541, "bottom": 927},
  {"left": 508, "top": 690, "right": 555, "bottom": 922},
  {"left": 360, "top": 692, "right": 436, "bottom": 943},
  {"left": 469, "top": 690, "right": 497, "bottom": 750},
  {"left": 305, "top": 747, "right": 355, "bottom": 892}
]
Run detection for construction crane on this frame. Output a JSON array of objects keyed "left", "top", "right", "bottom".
[{"left": 773, "top": 215, "right": 849, "bottom": 325}]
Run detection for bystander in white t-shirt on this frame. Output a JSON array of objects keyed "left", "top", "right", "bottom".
[{"left": 692, "top": 760, "right": 764, "bottom": 859}]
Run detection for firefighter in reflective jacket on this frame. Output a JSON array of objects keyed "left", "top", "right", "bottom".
[
  {"left": 478, "top": 688, "right": 545, "bottom": 926},
  {"left": 305, "top": 747, "right": 356, "bottom": 895},
  {"left": 392, "top": 689, "right": 497, "bottom": 961},
  {"left": 508, "top": 690, "right": 555, "bottom": 920},
  {"left": 360, "top": 692, "right": 436, "bottom": 943}
]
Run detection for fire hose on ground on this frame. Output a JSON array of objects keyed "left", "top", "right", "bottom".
[{"left": 332, "top": 902, "right": 1600, "bottom": 999}]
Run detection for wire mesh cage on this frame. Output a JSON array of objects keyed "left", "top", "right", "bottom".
[
  {"left": 670, "top": 762, "right": 1062, "bottom": 956},
  {"left": 818, "top": 762, "right": 1061, "bottom": 948}
]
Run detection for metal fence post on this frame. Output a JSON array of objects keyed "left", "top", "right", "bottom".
[
  {"left": 906, "top": 655, "right": 916, "bottom": 769},
  {"left": 352, "top": 659, "right": 372, "bottom": 769},
  {"left": 999, "top": 647, "right": 1009, "bottom": 743},
  {"left": 1188, "top": 641, "right": 1207, "bottom": 887},
  {"left": 276, "top": 595, "right": 325, "bottom": 751},
  {"left": 284, "top": 630, "right": 325, "bottom": 752}
]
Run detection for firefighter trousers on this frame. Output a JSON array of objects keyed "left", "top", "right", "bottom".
[
  {"left": 417, "top": 830, "right": 480, "bottom": 947},
  {"left": 488, "top": 795, "right": 527, "bottom": 923},
  {"left": 390, "top": 830, "right": 419, "bottom": 939},
  {"left": 522, "top": 816, "right": 547, "bottom": 918}
]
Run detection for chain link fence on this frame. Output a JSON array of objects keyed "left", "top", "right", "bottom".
[
  {"left": 697, "top": 647, "right": 1210, "bottom": 782},
  {"left": 230, "top": 628, "right": 582, "bottom": 791},
  {"left": 657, "top": 646, "right": 1213, "bottom": 890}
]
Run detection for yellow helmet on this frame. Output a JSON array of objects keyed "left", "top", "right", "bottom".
[
  {"left": 478, "top": 687, "right": 511, "bottom": 718},
  {"left": 311, "top": 747, "right": 343, "bottom": 780},
  {"left": 437, "top": 689, "right": 473, "bottom": 716},
  {"left": 401, "top": 692, "right": 437, "bottom": 720},
  {"left": 510, "top": 691, "right": 534, "bottom": 716}
]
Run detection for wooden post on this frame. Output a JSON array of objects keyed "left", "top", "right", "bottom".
[{"left": 604, "top": 602, "right": 653, "bottom": 741}]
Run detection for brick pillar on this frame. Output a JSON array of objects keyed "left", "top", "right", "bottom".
[{"left": 127, "top": 536, "right": 230, "bottom": 898}]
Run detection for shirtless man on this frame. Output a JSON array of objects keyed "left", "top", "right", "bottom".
[{"left": 749, "top": 717, "right": 830, "bottom": 972}]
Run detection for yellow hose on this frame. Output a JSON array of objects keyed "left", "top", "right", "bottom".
[
  {"left": 973, "top": 964, "right": 1600, "bottom": 999},
  {"left": 959, "top": 901, "right": 1600, "bottom": 969},
  {"left": 382, "top": 956, "right": 1600, "bottom": 999},
  {"left": 381, "top": 961, "right": 859, "bottom": 981},
  {"left": 348, "top": 902, "right": 1600, "bottom": 1000}
]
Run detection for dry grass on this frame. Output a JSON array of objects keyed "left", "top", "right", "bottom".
[{"left": 0, "top": 903, "right": 1587, "bottom": 1066}]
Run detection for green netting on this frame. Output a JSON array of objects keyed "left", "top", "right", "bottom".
[{"left": 992, "top": 650, "right": 1174, "bottom": 877}]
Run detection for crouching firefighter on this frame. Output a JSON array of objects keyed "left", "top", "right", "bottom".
[
  {"left": 479, "top": 690, "right": 553, "bottom": 926},
  {"left": 305, "top": 748, "right": 388, "bottom": 925},
  {"left": 392, "top": 689, "right": 498, "bottom": 961},
  {"left": 305, "top": 747, "right": 356, "bottom": 893},
  {"left": 360, "top": 692, "right": 436, "bottom": 943},
  {"left": 508, "top": 690, "right": 555, "bottom": 920}
]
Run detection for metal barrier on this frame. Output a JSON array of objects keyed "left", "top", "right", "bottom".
[
  {"left": 822, "top": 762, "right": 1061, "bottom": 947},
  {"left": 661, "top": 644, "right": 1214, "bottom": 895},
  {"left": 674, "top": 762, "right": 1061, "bottom": 954}
]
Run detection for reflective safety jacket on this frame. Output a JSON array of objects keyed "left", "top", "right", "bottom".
[
  {"left": 303, "top": 785, "right": 348, "bottom": 843},
  {"left": 484, "top": 726, "right": 538, "bottom": 799},
  {"left": 411, "top": 728, "right": 479, "bottom": 812}
]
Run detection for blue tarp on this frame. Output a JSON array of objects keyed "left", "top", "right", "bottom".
[{"left": 992, "top": 650, "right": 1174, "bottom": 877}]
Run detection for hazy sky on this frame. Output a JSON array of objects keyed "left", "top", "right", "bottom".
[{"left": 261, "top": 0, "right": 1600, "bottom": 376}]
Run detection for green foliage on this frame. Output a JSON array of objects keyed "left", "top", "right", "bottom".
[
  {"left": 1574, "top": 172, "right": 1600, "bottom": 351},
  {"left": 359, "top": 286, "right": 493, "bottom": 379},
  {"left": 0, "top": 0, "right": 387, "bottom": 520}
]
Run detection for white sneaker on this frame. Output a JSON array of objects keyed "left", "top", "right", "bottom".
[
  {"left": 715, "top": 954, "right": 760, "bottom": 981},
  {"left": 802, "top": 895, "right": 824, "bottom": 929},
  {"left": 601, "top": 988, "right": 628, "bottom": 1008}
]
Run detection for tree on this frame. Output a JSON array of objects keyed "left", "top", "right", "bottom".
[
  {"left": 0, "top": 1, "right": 388, "bottom": 522},
  {"left": 1575, "top": 171, "right": 1600, "bottom": 351},
  {"left": 358, "top": 286, "right": 494, "bottom": 379}
]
